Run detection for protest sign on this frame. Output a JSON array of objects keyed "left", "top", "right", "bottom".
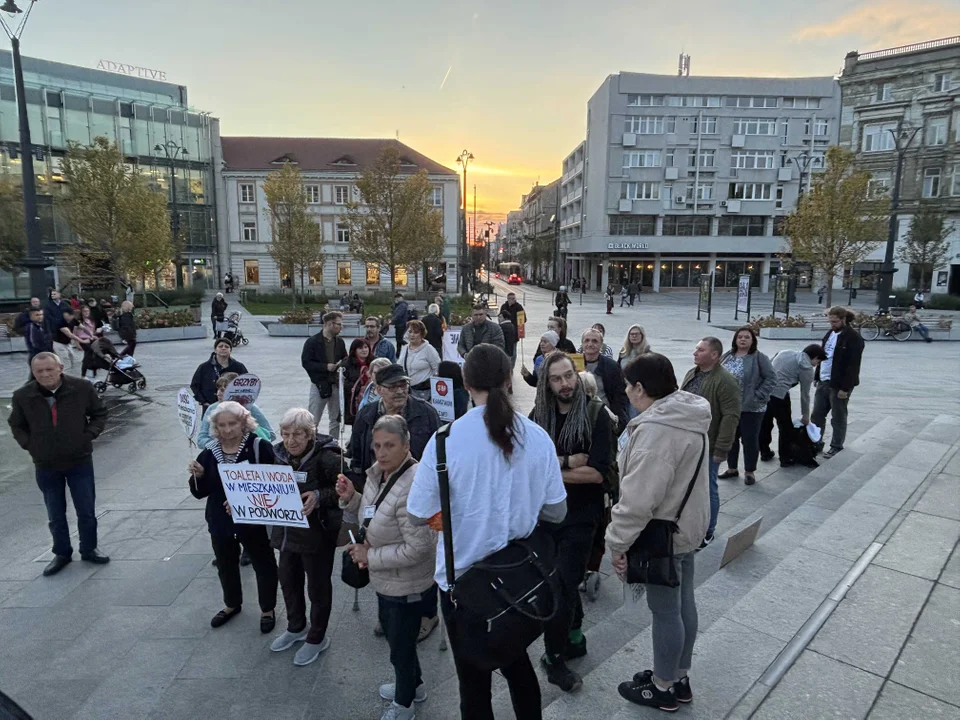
[
  {"left": 218, "top": 464, "right": 310, "bottom": 528},
  {"left": 176, "top": 388, "right": 198, "bottom": 441},
  {"left": 430, "top": 377, "right": 456, "bottom": 421},
  {"left": 442, "top": 328, "right": 464, "bottom": 365},
  {"left": 222, "top": 374, "right": 261, "bottom": 406},
  {"left": 516, "top": 310, "right": 526, "bottom": 339},
  {"left": 567, "top": 352, "right": 585, "bottom": 372}
]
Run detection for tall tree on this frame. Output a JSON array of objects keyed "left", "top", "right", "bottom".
[
  {"left": 263, "top": 162, "right": 323, "bottom": 308},
  {"left": 897, "top": 203, "right": 956, "bottom": 291},
  {"left": 342, "top": 147, "right": 445, "bottom": 291},
  {"left": 0, "top": 176, "right": 26, "bottom": 271},
  {"left": 60, "top": 137, "right": 174, "bottom": 289},
  {"left": 783, "top": 146, "right": 889, "bottom": 306}
]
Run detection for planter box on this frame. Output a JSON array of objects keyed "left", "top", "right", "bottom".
[
  {"left": 265, "top": 322, "right": 363, "bottom": 339},
  {"left": 106, "top": 325, "right": 207, "bottom": 343},
  {"left": 758, "top": 327, "right": 820, "bottom": 340}
]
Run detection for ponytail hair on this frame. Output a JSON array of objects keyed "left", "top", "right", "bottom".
[{"left": 463, "top": 343, "right": 516, "bottom": 460}]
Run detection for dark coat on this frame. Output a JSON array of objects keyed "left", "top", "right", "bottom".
[
  {"left": 301, "top": 332, "right": 348, "bottom": 393},
  {"left": 586, "top": 354, "right": 630, "bottom": 430},
  {"left": 499, "top": 301, "right": 524, "bottom": 329},
  {"left": 190, "top": 353, "right": 249, "bottom": 406},
  {"left": 24, "top": 321, "right": 53, "bottom": 358},
  {"left": 423, "top": 313, "right": 444, "bottom": 353},
  {"left": 348, "top": 396, "right": 440, "bottom": 486},
  {"left": 116, "top": 311, "right": 136, "bottom": 342},
  {"left": 815, "top": 326, "right": 864, "bottom": 392},
  {"left": 392, "top": 300, "right": 409, "bottom": 327},
  {"left": 9, "top": 375, "right": 108, "bottom": 470},
  {"left": 45, "top": 300, "right": 66, "bottom": 334},
  {"left": 189, "top": 434, "right": 276, "bottom": 537},
  {"left": 343, "top": 357, "right": 369, "bottom": 425},
  {"left": 499, "top": 319, "right": 517, "bottom": 357},
  {"left": 270, "top": 434, "right": 343, "bottom": 554},
  {"left": 211, "top": 297, "right": 228, "bottom": 321}
]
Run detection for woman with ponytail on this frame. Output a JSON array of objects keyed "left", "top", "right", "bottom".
[{"left": 407, "top": 343, "right": 568, "bottom": 719}]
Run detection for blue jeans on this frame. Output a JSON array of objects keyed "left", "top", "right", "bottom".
[
  {"left": 707, "top": 459, "right": 720, "bottom": 537},
  {"left": 35, "top": 463, "right": 98, "bottom": 557},
  {"left": 915, "top": 323, "right": 930, "bottom": 340}
]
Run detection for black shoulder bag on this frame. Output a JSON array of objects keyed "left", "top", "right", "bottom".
[
  {"left": 437, "top": 423, "right": 560, "bottom": 673},
  {"left": 626, "top": 434, "right": 706, "bottom": 588},
  {"left": 341, "top": 458, "right": 414, "bottom": 589}
]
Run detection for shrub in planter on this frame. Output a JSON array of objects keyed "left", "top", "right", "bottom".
[
  {"left": 135, "top": 308, "right": 196, "bottom": 329},
  {"left": 279, "top": 308, "right": 317, "bottom": 324},
  {"left": 748, "top": 314, "right": 808, "bottom": 332}
]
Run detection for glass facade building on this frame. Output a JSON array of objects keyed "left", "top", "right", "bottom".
[{"left": 0, "top": 50, "right": 220, "bottom": 299}]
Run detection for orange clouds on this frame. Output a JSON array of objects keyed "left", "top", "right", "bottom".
[{"left": 795, "top": 1, "right": 960, "bottom": 47}]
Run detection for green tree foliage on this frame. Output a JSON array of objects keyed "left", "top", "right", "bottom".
[
  {"left": 0, "top": 176, "right": 26, "bottom": 271},
  {"left": 897, "top": 203, "right": 956, "bottom": 291}
]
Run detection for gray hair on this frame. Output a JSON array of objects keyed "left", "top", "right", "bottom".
[
  {"left": 701, "top": 336, "right": 723, "bottom": 357},
  {"left": 208, "top": 400, "right": 258, "bottom": 439},
  {"left": 30, "top": 351, "right": 62, "bottom": 368},
  {"left": 581, "top": 328, "right": 603, "bottom": 343},
  {"left": 373, "top": 414, "right": 410, "bottom": 445},
  {"left": 369, "top": 357, "right": 392, "bottom": 376},
  {"left": 428, "top": 303, "right": 440, "bottom": 315},
  {"left": 279, "top": 408, "right": 317, "bottom": 435},
  {"left": 578, "top": 370, "right": 598, "bottom": 398}
]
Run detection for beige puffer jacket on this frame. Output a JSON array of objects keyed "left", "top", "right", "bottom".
[
  {"left": 606, "top": 390, "right": 712, "bottom": 557},
  {"left": 340, "top": 458, "right": 436, "bottom": 597}
]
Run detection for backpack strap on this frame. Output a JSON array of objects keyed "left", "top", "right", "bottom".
[{"left": 436, "top": 423, "right": 457, "bottom": 595}]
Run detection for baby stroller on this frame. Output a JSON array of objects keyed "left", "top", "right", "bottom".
[
  {"left": 90, "top": 337, "right": 147, "bottom": 394},
  {"left": 217, "top": 311, "right": 248, "bottom": 347}
]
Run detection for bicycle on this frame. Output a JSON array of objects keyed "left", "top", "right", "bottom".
[
  {"left": 885, "top": 319, "right": 912, "bottom": 342},
  {"left": 855, "top": 311, "right": 912, "bottom": 342}
]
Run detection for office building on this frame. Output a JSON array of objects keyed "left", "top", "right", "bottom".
[{"left": 517, "top": 179, "right": 560, "bottom": 282}]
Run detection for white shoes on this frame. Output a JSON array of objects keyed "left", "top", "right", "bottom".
[
  {"left": 379, "top": 683, "right": 427, "bottom": 703},
  {"left": 269, "top": 628, "right": 308, "bottom": 652},
  {"left": 381, "top": 702, "right": 416, "bottom": 720},
  {"left": 293, "top": 636, "right": 330, "bottom": 666}
]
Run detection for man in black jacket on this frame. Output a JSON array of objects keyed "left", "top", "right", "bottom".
[
  {"left": 8, "top": 353, "right": 110, "bottom": 576},
  {"left": 301, "top": 311, "right": 347, "bottom": 439},
  {"left": 812, "top": 306, "right": 864, "bottom": 459},
  {"left": 580, "top": 328, "right": 629, "bottom": 430},
  {"left": 498, "top": 310, "right": 518, "bottom": 370},
  {"left": 499, "top": 291, "right": 524, "bottom": 329},
  {"left": 13, "top": 297, "right": 41, "bottom": 335}
]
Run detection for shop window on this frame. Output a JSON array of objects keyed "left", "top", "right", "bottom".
[
  {"left": 366, "top": 263, "right": 381, "bottom": 285},
  {"left": 337, "top": 261, "right": 352, "bottom": 285},
  {"left": 309, "top": 262, "right": 323, "bottom": 284},
  {"left": 244, "top": 260, "right": 259, "bottom": 284},
  {"left": 394, "top": 267, "right": 408, "bottom": 287}
]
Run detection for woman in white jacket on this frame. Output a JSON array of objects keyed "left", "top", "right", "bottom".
[
  {"left": 606, "top": 353, "right": 711, "bottom": 713},
  {"left": 336, "top": 415, "right": 436, "bottom": 720},
  {"left": 397, "top": 320, "right": 441, "bottom": 402}
]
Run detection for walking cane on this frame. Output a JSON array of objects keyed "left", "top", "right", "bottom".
[{"left": 337, "top": 366, "right": 361, "bottom": 614}]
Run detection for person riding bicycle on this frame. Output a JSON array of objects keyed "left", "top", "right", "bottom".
[{"left": 554, "top": 286, "right": 571, "bottom": 319}]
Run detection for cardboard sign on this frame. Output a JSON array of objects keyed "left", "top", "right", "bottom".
[
  {"left": 516, "top": 310, "right": 526, "bottom": 339},
  {"left": 222, "top": 374, "right": 261, "bottom": 407},
  {"left": 442, "top": 327, "right": 464, "bottom": 365},
  {"left": 430, "top": 377, "right": 456, "bottom": 421},
  {"left": 720, "top": 517, "right": 763, "bottom": 568},
  {"left": 176, "top": 388, "right": 198, "bottom": 441},
  {"left": 218, "top": 464, "right": 310, "bottom": 528},
  {"left": 567, "top": 352, "right": 585, "bottom": 372}
]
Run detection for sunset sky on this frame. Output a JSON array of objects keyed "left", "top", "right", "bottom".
[{"left": 15, "top": 0, "right": 960, "bottom": 225}]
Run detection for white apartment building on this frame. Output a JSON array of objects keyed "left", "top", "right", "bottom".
[
  {"left": 217, "top": 138, "right": 460, "bottom": 294},
  {"left": 561, "top": 73, "right": 840, "bottom": 292}
]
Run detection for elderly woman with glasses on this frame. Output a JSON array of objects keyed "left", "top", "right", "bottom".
[
  {"left": 187, "top": 401, "right": 279, "bottom": 632},
  {"left": 268, "top": 408, "right": 343, "bottom": 666}
]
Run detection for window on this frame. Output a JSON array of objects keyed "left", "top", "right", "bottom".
[
  {"left": 923, "top": 168, "right": 941, "bottom": 198},
  {"left": 666, "top": 95, "right": 721, "bottom": 107},
  {"left": 394, "top": 267, "right": 408, "bottom": 287},
  {"left": 731, "top": 150, "right": 776, "bottom": 169},
  {"left": 665, "top": 149, "right": 676, "bottom": 167},
  {"left": 337, "top": 261, "right": 352, "bottom": 285},
  {"left": 688, "top": 150, "right": 716, "bottom": 168},
  {"left": 718, "top": 216, "right": 766, "bottom": 236},
  {"left": 724, "top": 96, "right": 778, "bottom": 108},
  {"left": 334, "top": 185, "right": 350, "bottom": 205},
  {"left": 862, "top": 122, "right": 897, "bottom": 152},
  {"left": 661, "top": 215, "right": 711, "bottom": 235},
  {"left": 695, "top": 184, "right": 714, "bottom": 201},
  {"left": 927, "top": 117, "right": 948, "bottom": 146},
  {"left": 309, "top": 262, "right": 323, "bottom": 284},
  {"left": 665, "top": 117, "right": 676, "bottom": 133},
  {"left": 732, "top": 118, "right": 777, "bottom": 136},
  {"left": 933, "top": 72, "right": 952, "bottom": 93},
  {"left": 804, "top": 118, "right": 829, "bottom": 136},
  {"left": 875, "top": 83, "right": 893, "bottom": 102},
  {"left": 625, "top": 116, "right": 664, "bottom": 134},
  {"left": 305, "top": 185, "right": 320, "bottom": 203},
  {"left": 773, "top": 216, "right": 787, "bottom": 236},
  {"left": 366, "top": 263, "right": 381, "bottom": 285},
  {"left": 689, "top": 116, "right": 717, "bottom": 134},
  {"left": 952, "top": 165, "right": 960, "bottom": 196},
  {"left": 239, "top": 184, "right": 255, "bottom": 203},
  {"left": 728, "top": 183, "right": 772, "bottom": 200},
  {"left": 243, "top": 260, "right": 259, "bottom": 284},
  {"left": 627, "top": 94, "right": 664, "bottom": 106},
  {"left": 622, "top": 181, "right": 660, "bottom": 200},
  {"left": 775, "top": 185, "right": 784, "bottom": 209},
  {"left": 867, "top": 177, "right": 891, "bottom": 199},
  {"left": 783, "top": 97, "right": 820, "bottom": 109},
  {"left": 609, "top": 215, "right": 657, "bottom": 235},
  {"left": 241, "top": 222, "right": 257, "bottom": 242},
  {"left": 430, "top": 186, "right": 443, "bottom": 206},
  {"left": 336, "top": 222, "right": 350, "bottom": 244},
  {"left": 622, "top": 150, "right": 661, "bottom": 168}
]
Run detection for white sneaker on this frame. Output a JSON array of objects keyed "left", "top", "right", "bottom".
[
  {"left": 380, "top": 702, "right": 416, "bottom": 720},
  {"left": 270, "top": 629, "right": 308, "bottom": 652},
  {"left": 293, "top": 636, "right": 330, "bottom": 666},
  {"left": 379, "top": 683, "right": 427, "bottom": 703}
]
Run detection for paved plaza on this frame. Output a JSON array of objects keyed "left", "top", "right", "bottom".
[{"left": 1, "top": 284, "right": 958, "bottom": 719}]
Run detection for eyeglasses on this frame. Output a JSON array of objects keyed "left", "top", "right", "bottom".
[{"left": 380, "top": 383, "right": 409, "bottom": 393}]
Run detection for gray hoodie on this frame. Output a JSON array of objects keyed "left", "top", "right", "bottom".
[{"left": 606, "top": 390, "right": 711, "bottom": 556}]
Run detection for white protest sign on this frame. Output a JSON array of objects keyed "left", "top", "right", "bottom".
[
  {"left": 737, "top": 274, "right": 751, "bottom": 314},
  {"left": 176, "top": 388, "right": 199, "bottom": 441},
  {"left": 218, "top": 464, "right": 309, "bottom": 528},
  {"left": 430, "top": 377, "right": 456, "bottom": 421},
  {"left": 442, "top": 327, "right": 464, "bottom": 365},
  {"left": 222, "top": 373, "right": 261, "bottom": 407}
]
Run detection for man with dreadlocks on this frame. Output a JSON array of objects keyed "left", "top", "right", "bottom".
[{"left": 531, "top": 351, "right": 613, "bottom": 693}]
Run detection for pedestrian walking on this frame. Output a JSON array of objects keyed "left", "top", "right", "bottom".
[
  {"left": 269, "top": 408, "right": 341, "bottom": 666},
  {"left": 196, "top": 373, "right": 275, "bottom": 449},
  {"left": 23, "top": 308, "right": 53, "bottom": 365},
  {"left": 628, "top": 281, "right": 639, "bottom": 306},
  {"left": 363, "top": 316, "right": 398, "bottom": 362},
  {"left": 620, "top": 284, "right": 629, "bottom": 307},
  {"left": 338, "top": 416, "right": 437, "bottom": 720},
  {"left": 45, "top": 290, "right": 67, "bottom": 336},
  {"left": 407, "top": 344, "right": 568, "bottom": 720},
  {"left": 457, "top": 304, "right": 504, "bottom": 357},
  {"left": 191, "top": 338, "right": 249, "bottom": 413},
  {"left": 392, "top": 293, "right": 409, "bottom": 353},
  {"left": 13, "top": 297, "right": 41, "bottom": 336},
  {"left": 116, "top": 300, "right": 137, "bottom": 357},
  {"left": 499, "top": 292, "right": 524, "bottom": 330},
  {"left": 301, "top": 311, "right": 347, "bottom": 439},
  {"left": 604, "top": 285, "right": 615, "bottom": 314},
  {"left": 608, "top": 353, "right": 710, "bottom": 712},
  {"left": 681, "top": 338, "right": 741, "bottom": 548},
  {"left": 8, "top": 352, "right": 110, "bottom": 576},
  {"left": 51, "top": 307, "right": 81, "bottom": 371},
  {"left": 187, "top": 401, "right": 279, "bottom": 631},
  {"left": 398, "top": 320, "right": 441, "bottom": 402},
  {"left": 211, "top": 292, "right": 228, "bottom": 336},
  {"left": 423, "top": 304, "right": 444, "bottom": 353},
  {"left": 554, "top": 286, "right": 571, "bottom": 319},
  {"left": 811, "top": 306, "right": 864, "bottom": 459},
  {"left": 817, "top": 284, "right": 826, "bottom": 304},
  {"left": 760, "top": 344, "right": 826, "bottom": 466},
  {"left": 74, "top": 305, "right": 103, "bottom": 381},
  {"left": 718, "top": 327, "right": 777, "bottom": 486},
  {"left": 902, "top": 304, "right": 933, "bottom": 342}
]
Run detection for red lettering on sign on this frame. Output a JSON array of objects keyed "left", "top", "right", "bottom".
[{"left": 435, "top": 380, "right": 448, "bottom": 396}]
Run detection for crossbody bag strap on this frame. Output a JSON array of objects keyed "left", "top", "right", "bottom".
[
  {"left": 436, "top": 423, "right": 456, "bottom": 592},
  {"left": 361, "top": 457, "right": 415, "bottom": 530},
  {"left": 673, "top": 434, "right": 707, "bottom": 524}
]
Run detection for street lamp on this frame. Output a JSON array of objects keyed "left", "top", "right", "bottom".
[
  {"left": 154, "top": 140, "right": 189, "bottom": 288},
  {"left": 876, "top": 121, "right": 920, "bottom": 312},
  {"left": 791, "top": 151, "right": 815, "bottom": 202},
  {"left": 483, "top": 220, "right": 495, "bottom": 285},
  {"left": 1, "top": 0, "right": 46, "bottom": 299},
  {"left": 455, "top": 149, "right": 473, "bottom": 295}
]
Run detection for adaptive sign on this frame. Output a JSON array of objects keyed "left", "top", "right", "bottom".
[
  {"left": 442, "top": 328, "right": 464, "bottom": 365},
  {"left": 97, "top": 60, "right": 168, "bottom": 81},
  {"left": 218, "top": 464, "right": 309, "bottom": 528},
  {"left": 607, "top": 243, "right": 650, "bottom": 250},
  {"left": 176, "top": 388, "right": 198, "bottom": 441},
  {"left": 430, "top": 377, "right": 456, "bottom": 421},
  {"left": 222, "top": 374, "right": 261, "bottom": 407}
]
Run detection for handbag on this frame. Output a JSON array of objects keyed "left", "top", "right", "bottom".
[
  {"left": 436, "top": 423, "right": 560, "bottom": 673},
  {"left": 626, "top": 434, "right": 706, "bottom": 588},
  {"left": 341, "top": 458, "right": 414, "bottom": 590}
]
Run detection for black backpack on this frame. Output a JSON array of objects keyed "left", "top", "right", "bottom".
[{"left": 586, "top": 398, "right": 621, "bottom": 502}]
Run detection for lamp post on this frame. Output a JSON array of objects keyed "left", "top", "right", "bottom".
[
  {"left": 791, "top": 151, "right": 815, "bottom": 204},
  {"left": 876, "top": 121, "right": 920, "bottom": 312},
  {"left": 455, "top": 149, "right": 473, "bottom": 295},
  {"left": 483, "top": 220, "right": 495, "bottom": 285},
  {"left": 1, "top": 0, "right": 46, "bottom": 299},
  {"left": 154, "top": 140, "right": 189, "bottom": 288}
]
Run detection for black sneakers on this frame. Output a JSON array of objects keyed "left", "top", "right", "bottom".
[
  {"left": 565, "top": 634, "right": 587, "bottom": 660},
  {"left": 619, "top": 670, "right": 678, "bottom": 711},
  {"left": 696, "top": 533, "right": 714, "bottom": 551},
  {"left": 631, "top": 670, "right": 692, "bottom": 704},
  {"left": 541, "top": 654, "right": 583, "bottom": 693}
]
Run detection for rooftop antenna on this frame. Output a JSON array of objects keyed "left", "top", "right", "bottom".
[{"left": 678, "top": 52, "right": 691, "bottom": 77}]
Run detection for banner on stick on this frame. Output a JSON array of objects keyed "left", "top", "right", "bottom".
[
  {"left": 442, "top": 328, "right": 464, "bottom": 365},
  {"left": 176, "top": 388, "right": 199, "bottom": 441},
  {"left": 222, "top": 374, "right": 261, "bottom": 407},
  {"left": 218, "top": 464, "right": 310, "bottom": 528},
  {"left": 430, "top": 377, "right": 456, "bottom": 421},
  {"left": 516, "top": 310, "right": 526, "bottom": 339}
]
